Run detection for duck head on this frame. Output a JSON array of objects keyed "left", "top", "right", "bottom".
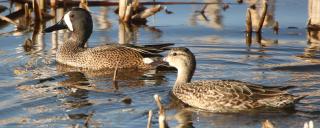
[
  {"left": 44, "top": 8, "right": 93, "bottom": 45},
  {"left": 163, "top": 47, "right": 196, "bottom": 84}
]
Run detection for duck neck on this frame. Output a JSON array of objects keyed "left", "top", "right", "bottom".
[
  {"left": 174, "top": 62, "right": 196, "bottom": 88},
  {"left": 70, "top": 30, "right": 91, "bottom": 48},
  {"left": 59, "top": 31, "right": 91, "bottom": 52}
]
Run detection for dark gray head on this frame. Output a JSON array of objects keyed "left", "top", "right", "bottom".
[{"left": 44, "top": 8, "right": 93, "bottom": 45}]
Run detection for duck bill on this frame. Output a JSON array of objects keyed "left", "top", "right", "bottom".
[
  {"left": 162, "top": 57, "right": 168, "bottom": 63},
  {"left": 161, "top": 57, "right": 169, "bottom": 65},
  {"left": 43, "top": 20, "right": 68, "bottom": 33}
]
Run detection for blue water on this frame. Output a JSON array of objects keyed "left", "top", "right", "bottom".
[{"left": 0, "top": 0, "right": 319, "bottom": 127}]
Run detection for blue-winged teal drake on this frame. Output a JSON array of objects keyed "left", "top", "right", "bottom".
[
  {"left": 44, "top": 8, "right": 170, "bottom": 70},
  {"left": 163, "top": 47, "right": 305, "bottom": 112}
]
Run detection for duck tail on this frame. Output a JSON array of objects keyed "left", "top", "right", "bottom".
[
  {"left": 293, "top": 95, "right": 307, "bottom": 103},
  {"left": 262, "top": 85, "right": 297, "bottom": 91},
  {"left": 257, "top": 94, "right": 307, "bottom": 108},
  {"left": 126, "top": 43, "right": 174, "bottom": 53}
]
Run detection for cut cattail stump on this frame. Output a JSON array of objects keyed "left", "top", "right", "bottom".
[
  {"left": 245, "top": 8, "right": 252, "bottom": 48},
  {"left": 24, "top": 3, "right": 31, "bottom": 19},
  {"left": 118, "top": 0, "right": 129, "bottom": 21},
  {"left": 133, "top": 0, "right": 140, "bottom": 11},
  {"left": 50, "top": 0, "right": 57, "bottom": 8},
  {"left": 304, "top": 120, "right": 314, "bottom": 128},
  {"left": 256, "top": 32, "right": 262, "bottom": 44},
  {"left": 124, "top": 4, "right": 133, "bottom": 22},
  {"left": 0, "top": 15, "right": 19, "bottom": 27},
  {"left": 33, "top": 0, "right": 42, "bottom": 21},
  {"left": 262, "top": 120, "right": 275, "bottom": 128},
  {"left": 112, "top": 61, "right": 119, "bottom": 90},
  {"left": 147, "top": 110, "right": 152, "bottom": 128},
  {"left": 39, "top": 0, "right": 46, "bottom": 12},
  {"left": 256, "top": 0, "right": 268, "bottom": 33},
  {"left": 154, "top": 94, "right": 169, "bottom": 128},
  {"left": 118, "top": 23, "right": 128, "bottom": 44},
  {"left": 307, "top": 0, "right": 320, "bottom": 30},
  {"left": 246, "top": 32, "right": 252, "bottom": 48},
  {"left": 245, "top": 8, "right": 252, "bottom": 33},
  {"left": 118, "top": 0, "right": 163, "bottom": 24},
  {"left": 131, "top": 5, "right": 163, "bottom": 20},
  {"left": 80, "top": 0, "right": 90, "bottom": 11},
  {"left": 273, "top": 21, "right": 279, "bottom": 34}
]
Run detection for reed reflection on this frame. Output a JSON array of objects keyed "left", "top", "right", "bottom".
[
  {"left": 96, "top": 7, "right": 112, "bottom": 30},
  {"left": 245, "top": 33, "right": 278, "bottom": 50},
  {"left": 118, "top": 22, "right": 163, "bottom": 44},
  {"left": 308, "top": 0, "right": 320, "bottom": 28},
  {"left": 58, "top": 72, "right": 92, "bottom": 109},
  {"left": 191, "top": 0, "right": 223, "bottom": 29},
  {"left": 246, "top": 0, "right": 277, "bottom": 30},
  {"left": 298, "top": 0, "right": 320, "bottom": 62}
]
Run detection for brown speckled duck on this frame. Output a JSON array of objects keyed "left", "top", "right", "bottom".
[
  {"left": 44, "top": 8, "right": 170, "bottom": 70},
  {"left": 163, "top": 47, "right": 305, "bottom": 112}
]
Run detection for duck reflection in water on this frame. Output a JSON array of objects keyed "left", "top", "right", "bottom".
[{"left": 58, "top": 72, "right": 92, "bottom": 110}]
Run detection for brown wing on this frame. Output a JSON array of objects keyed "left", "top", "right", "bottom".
[
  {"left": 173, "top": 80, "right": 290, "bottom": 112},
  {"left": 77, "top": 45, "right": 147, "bottom": 69}
]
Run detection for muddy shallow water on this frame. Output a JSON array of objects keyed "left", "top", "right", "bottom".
[{"left": 0, "top": 0, "right": 320, "bottom": 127}]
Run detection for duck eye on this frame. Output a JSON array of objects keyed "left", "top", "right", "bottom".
[
  {"left": 70, "top": 14, "right": 74, "bottom": 18},
  {"left": 172, "top": 53, "right": 177, "bottom": 56}
]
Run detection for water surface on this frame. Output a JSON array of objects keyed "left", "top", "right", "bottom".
[{"left": 0, "top": 0, "right": 319, "bottom": 127}]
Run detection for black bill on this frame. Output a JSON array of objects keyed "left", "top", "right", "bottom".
[{"left": 43, "top": 19, "right": 68, "bottom": 33}]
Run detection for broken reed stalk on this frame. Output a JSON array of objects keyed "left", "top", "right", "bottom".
[
  {"left": 81, "top": 0, "right": 88, "bottom": 5},
  {"left": 154, "top": 94, "right": 169, "bottom": 128},
  {"left": 256, "top": 0, "right": 268, "bottom": 33},
  {"left": 39, "top": 0, "right": 46, "bottom": 11},
  {"left": 50, "top": 0, "right": 57, "bottom": 8},
  {"left": 245, "top": 8, "right": 252, "bottom": 33},
  {"left": 304, "top": 120, "right": 314, "bottom": 128},
  {"left": 262, "top": 120, "right": 275, "bottom": 128},
  {"left": 0, "top": 15, "right": 18, "bottom": 26},
  {"left": 113, "top": 61, "right": 120, "bottom": 81},
  {"left": 112, "top": 61, "right": 119, "bottom": 90},
  {"left": 256, "top": 32, "right": 262, "bottom": 44},
  {"left": 80, "top": 0, "right": 90, "bottom": 11},
  {"left": 118, "top": 0, "right": 127, "bottom": 21},
  {"left": 147, "top": 110, "right": 152, "bottom": 128},
  {"left": 245, "top": 8, "right": 252, "bottom": 48},
  {"left": 273, "top": 21, "right": 279, "bottom": 34},
  {"left": 200, "top": 4, "right": 208, "bottom": 13},
  {"left": 124, "top": 4, "right": 133, "bottom": 22},
  {"left": 132, "top": 5, "right": 163, "bottom": 20},
  {"left": 33, "top": 0, "right": 42, "bottom": 21},
  {"left": 24, "top": 3, "right": 30, "bottom": 19},
  {"left": 246, "top": 32, "right": 252, "bottom": 48},
  {"left": 133, "top": 0, "right": 139, "bottom": 11},
  {"left": 0, "top": 9, "right": 25, "bottom": 30}
]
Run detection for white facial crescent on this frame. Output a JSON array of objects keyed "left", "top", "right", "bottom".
[{"left": 64, "top": 12, "right": 73, "bottom": 31}]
